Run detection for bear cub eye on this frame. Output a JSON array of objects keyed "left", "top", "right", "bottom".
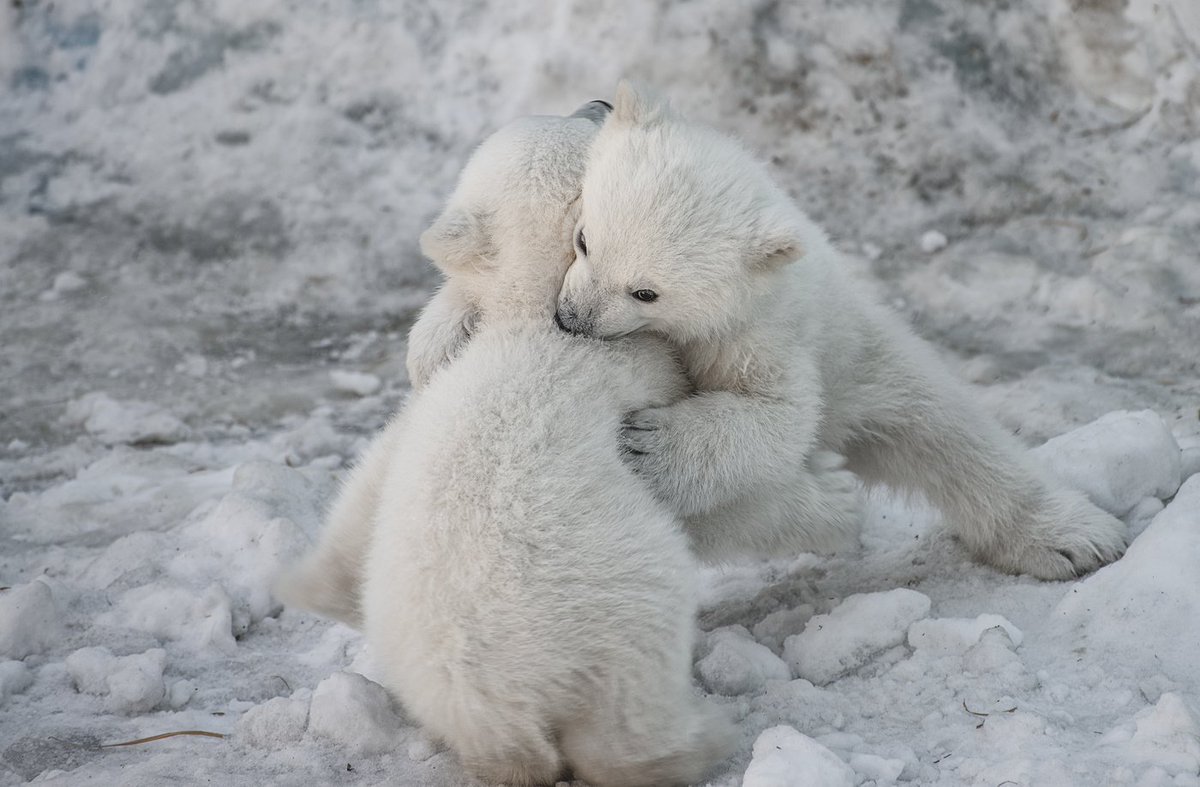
[
  {"left": 575, "top": 227, "right": 587, "bottom": 256},
  {"left": 632, "top": 289, "right": 658, "bottom": 303}
]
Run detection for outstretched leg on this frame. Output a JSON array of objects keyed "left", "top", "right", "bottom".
[{"left": 842, "top": 324, "right": 1126, "bottom": 579}]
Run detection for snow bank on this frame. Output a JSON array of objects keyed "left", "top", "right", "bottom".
[
  {"left": 0, "top": 580, "right": 63, "bottom": 659},
  {"left": 743, "top": 725, "right": 855, "bottom": 787},
  {"left": 1033, "top": 410, "right": 1182, "bottom": 517},
  {"left": 1052, "top": 475, "right": 1200, "bottom": 684},
  {"left": 783, "top": 589, "right": 931, "bottom": 685}
]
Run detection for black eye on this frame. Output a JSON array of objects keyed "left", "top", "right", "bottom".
[
  {"left": 632, "top": 289, "right": 658, "bottom": 303},
  {"left": 575, "top": 227, "right": 587, "bottom": 256}
]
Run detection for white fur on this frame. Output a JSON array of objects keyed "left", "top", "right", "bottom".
[
  {"left": 277, "top": 108, "right": 732, "bottom": 785},
  {"left": 556, "top": 81, "right": 1127, "bottom": 580}
]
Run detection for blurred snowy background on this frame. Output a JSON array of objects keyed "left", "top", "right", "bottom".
[{"left": 1, "top": 0, "right": 1198, "bottom": 784}]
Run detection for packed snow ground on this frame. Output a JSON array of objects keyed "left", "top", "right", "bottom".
[{"left": 2, "top": 0, "right": 1199, "bottom": 785}]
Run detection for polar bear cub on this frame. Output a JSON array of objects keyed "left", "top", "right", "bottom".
[
  {"left": 281, "top": 106, "right": 733, "bottom": 786},
  {"left": 555, "top": 82, "right": 1127, "bottom": 580}
]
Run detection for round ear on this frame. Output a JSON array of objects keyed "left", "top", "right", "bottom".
[
  {"left": 749, "top": 207, "right": 806, "bottom": 271},
  {"left": 419, "top": 208, "right": 494, "bottom": 274},
  {"left": 611, "top": 79, "right": 672, "bottom": 127}
]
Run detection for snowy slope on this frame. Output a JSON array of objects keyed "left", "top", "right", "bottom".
[{"left": 2, "top": 0, "right": 1199, "bottom": 785}]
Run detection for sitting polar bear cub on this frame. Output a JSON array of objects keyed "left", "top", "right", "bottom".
[
  {"left": 555, "top": 81, "right": 1127, "bottom": 580},
  {"left": 278, "top": 104, "right": 733, "bottom": 786}
]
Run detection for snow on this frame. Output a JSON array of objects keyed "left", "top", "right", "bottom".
[
  {"left": 0, "top": 581, "right": 62, "bottom": 660},
  {"left": 306, "top": 672, "right": 407, "bottom": 757},
  {"left": 1032, "top": 409, "right": 1182, "bottom": 517},
  {"left": 697, "top": 626, "right": 792, "bottom": 697},
  {"left": 1, "top": 0, "right": 1199, "bottom": 784},
  {"left": 64, "top": 647, "right": 167, "bottom": 715},
  {"left": 743, "top": 725, "right": 856, "bottom": 787},
  {"left": 1051, "top": 475, "right": 1200, "bottom": 687},
  {"left": 783, "top": 589, "right": 932, "bottom": 685},
  {"left": 329, "top": 370, "right": 383, "bottom": 397},
  {"left": 919, "top": 231, "right": 948, "bottom": 254}
]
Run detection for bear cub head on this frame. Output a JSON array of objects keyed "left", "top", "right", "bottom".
[
  {"left": 421, "top": 101, "right": 611, "bottom": 321},
  {"left": 555, "top": 81, "right": 813, "bottom": 344}
]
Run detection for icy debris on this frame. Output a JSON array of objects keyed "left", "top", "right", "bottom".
[
  {"left": 784, "top": 589, "right": 931, "bottom": 685},
  {"left": 1053, "top": 476, "right": 1200, "bottom": 683},
  {"left": 848, "top": 752, "right": 906, "bottom": 784},
  {"left": 696, "top": 626, "right": 791, "bottom": 696},
  {"left": 64, "top": 392, "right": 189, "bottom": 446},
  {"left": 743, "top": 725, "right": 855, "bottom": 787},
  {"left": 307, "top": 672, "right": 404, "bottom": 755},
  {"left": 65, "top": 647, "right": 166, "bottom": 714},
  {"left": 0, "top": 580, "right": 64, "bottom": 659},
  {"left": 0, "top": 660, "right": 33, "bottom": 703},
  {"left": 330, "top": 369, "right": 382, "bottom": 396},
  {"left": 99, "top": 582, "right": 238, "bottom": 654},
  {"left": 752, "top": 604, "right": 815, "bottom": 655},
  {"left": 907, "top": 614, "right": 1023, "bottom": 656},
  {"left": 235, "top": 695, "right": 310, "bottom": 749},
  {"left": 1033, "top": 410, "right": 1181, "bottom": 517},
  {"left": 919, "top": 230, "right": 948, "bottom": 254},
  {"left": 52, "top": 271, "right": 88, "bottom": 294},
  {"left": 1101, "top": 693, "right": 1200, "bottom": 777}
]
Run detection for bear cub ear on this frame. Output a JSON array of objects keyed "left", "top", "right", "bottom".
[
  {"left": 419, "top": 208, "right": 494, "bottom": 274},
  {"left": 750, "top": 209, "right": 806, "bottom": 271},
  {"left": 611, "top": 79, "right": 672, "bottom": 127}
]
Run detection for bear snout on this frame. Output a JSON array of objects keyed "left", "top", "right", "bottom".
[{"left": 555, "top": 306, "right": 595, "bottom": 335}]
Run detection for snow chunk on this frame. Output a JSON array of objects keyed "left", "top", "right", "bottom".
[
  {"left": 65, "top": 647, "right": 166, "bottom": 714},
  {"left": 0, "top": 580, "right": 63, "bottom": 659},
  {"left": 235, "top": 695, "right": 310, "bottom": 749},
  {"left": 696, "top": 626, "right": 791, "bottom": 696},
  {"left": 784, "top": 589, "right": 931, "bottom": 685},
  {"left": 752, "top": 604, "right": 815, "bottom": 655},
  {"left": 0, "top": 660, "right": 33, "bottom": 703},
  {"left": 1052, "top": 476, "right": 1200, "bottom": 683},
  {"left": 919, "top": 230, "right": 948, "bottom": 254},
  {"left": 330, "top": 369, "right": 382, "bottom": 396},
  {"left": 1181, "top": 445, "right": 1200, "bottom": 482},
  {"left": 308, "top": 672, "right": 404, "bottom": 755},
  {"left": 52, "top": 271, "right": 88, "bottom": 294},
  {"left": 1101, "top": 693, "right": 1200, "bottom": 777},
  {"left": 64, "top": 392, "right": 189, "bottom": 446},
  {"left": 907, "top": 614, "right": 1023, "bottom": 655},
  {"left": 1033, "top": 410, "right": 1181, "bottom": 517},
  {"left": 848, "top": 752, "right": 906, "bottom": 784},
  {"left": 743, "top": 725, "right": 855, "bottom": 787},
  {"left": 99, "top": 582, "right": 238, "bottom": 654}
]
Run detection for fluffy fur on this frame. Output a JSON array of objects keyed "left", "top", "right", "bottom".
[
  {"left": 555, "top": 81, "right": 1127, "bottom": 580},
  {"left": 276, "top": 106, "right": 733, "bottom": 785}
]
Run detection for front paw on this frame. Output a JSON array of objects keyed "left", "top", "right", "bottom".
[{"left": 620, "top": 407, "right": 674, "bottom": 488}]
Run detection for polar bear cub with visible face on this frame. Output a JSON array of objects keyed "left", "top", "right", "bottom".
[
  {"left": 556, "top": 82, "right": 1127, "bottom": 580},
  {"left": 280, "top": 105, "right": 733, "bottom": 786}
]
